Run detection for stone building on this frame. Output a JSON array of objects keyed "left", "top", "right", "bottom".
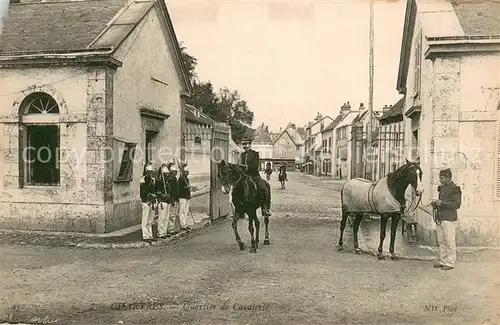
[
  {"left": 251, "top": 123, "right": 274, "bottom": 170},
  {"left": 397, "top": 0, "right": 500, "bottom": 246},
  {"left": 303, "top": 113, "right": 333, "bottom": 175},
  {"left": 0, "top": 0, "right": 191, "bottom": 233},
  {"left": 183, "top": 104, "right": 214, "bottom": 185},
  {"left": 272, "top": 122, "right": 304, "bottom": 170}
]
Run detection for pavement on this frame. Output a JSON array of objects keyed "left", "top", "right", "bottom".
[{"left": 0, "top": 172, "right": 499, "bottom": 325}]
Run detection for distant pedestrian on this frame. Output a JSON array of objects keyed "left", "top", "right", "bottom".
[
  {"left": 431, "top": 168, "right": 462, "bottom": 270},
  {"left": 140, "top": 163, "right": 157, "bottom": 243},
  {"left": 178, "top": 164, "right": 192, "bottom": 230}
]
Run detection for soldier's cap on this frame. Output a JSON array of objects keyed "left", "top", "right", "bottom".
[
  {"left": 170, "top": 164, "right": 178, "bottom": 171},
  {"left": 439, "top": 168, "right": 452, "bottom": 178},
  {"left": 161, "top": 166, "right": 169, "bottom": 174},
  {"left": 183, "top": 165, "right": 189, "bottom": 171},
  {"left": 145, "top": 164, "right": 154, "bottom": 172}
]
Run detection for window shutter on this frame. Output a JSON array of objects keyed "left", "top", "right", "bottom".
[
  {"left": 414, "top": 31, "right": 422, "bottom": 94},
  {"left": 495, "top": 120, "right": 500, "bottom": 199}
]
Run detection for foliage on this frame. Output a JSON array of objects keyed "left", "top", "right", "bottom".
[{"left": 180, "top": 44, "right": 255, "bottom": 144}]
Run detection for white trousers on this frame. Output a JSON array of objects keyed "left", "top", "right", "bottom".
[
  {"left": 141, "top": 202, "right": 155, "bottom": 240},
  {"left": 179, "top": 198, "right": 190, "bottom": 227},
  {"left": 436, "top": 220, "right": 457, "bottom": 267},
  {"left": 157, "top": 202, "right": 172, "bottom": 237}
]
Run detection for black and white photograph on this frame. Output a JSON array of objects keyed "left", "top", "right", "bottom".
[{"left": 0, "top": 0, "right": 499, "bottom": 324}]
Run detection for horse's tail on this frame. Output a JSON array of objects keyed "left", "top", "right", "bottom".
[{"left": 340, "top": 181, "right": 348, "bottom": 219}]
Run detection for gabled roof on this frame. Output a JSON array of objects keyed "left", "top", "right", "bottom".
[
  {"left": 336, "top": 111, "right": 359, "bottom": 128},
  {"left": 397, "top": 0, "right": 500, "bottom": 94},
  {"left": 305, "top": 116, "right": 333, "bottom": 130},
  {"left": 273, "top": 129, "right": 297, "bottom": 146},
  {"left": 0, "top": 0, "right": 192, "bottom": 94},
  {"left": 184, "top": 104, "right": 214, "bottom": 125},
  {"left": 379, "top": 97, "right": 405, "bottom": 125},
  {"left": 322, "top": 114, "right": 344, "bottom": 132}
]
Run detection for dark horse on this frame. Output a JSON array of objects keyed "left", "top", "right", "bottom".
[
  {"left": 217, "top": 160, "right": 272, "bottom": 253},
  {"left": 337, "top": 158, "right": 423, "bottom": 260},
  {"left": 265, "top": 164, "right": 272, "bottom": 181},
  {"left": 278, "top": 166, "right": 287, "bottom": 190}
]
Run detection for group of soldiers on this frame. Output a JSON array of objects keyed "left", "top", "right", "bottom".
[{"left": 140, "top": 159, "right": 192, "bottom": 243}]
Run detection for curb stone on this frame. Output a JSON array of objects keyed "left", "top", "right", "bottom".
[{"left": 74, "top": 218, "right": 228, "bottom": 249}]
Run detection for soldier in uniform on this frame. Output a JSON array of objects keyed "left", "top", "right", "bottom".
[
  {"left": 140, "top": 162, "right": 157, "bottom": 243},
  {"left": 431, "top": 168, "right": 462, "bottom": 270},
  {"left": 240, "top": 135, "right": 271, "bottom": 216}
]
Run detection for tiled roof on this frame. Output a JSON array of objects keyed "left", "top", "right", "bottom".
[
  {"left": 451, "top": 0, "right": 500, "bottom": 36},
  {"left": 323, "top": 114, "right": 344, "bottom": 132},
  {"left": 252, "top": 129, "right": 273, "bottom": 145},
  {"left": 0, "top": 0, "right": 131, "bottom": 54},
  {"left": 296, "top": 127, "right": 306, "bottom": 140},
  {"left": 379, "top": 97, "right": 405, "bottom": 124}
]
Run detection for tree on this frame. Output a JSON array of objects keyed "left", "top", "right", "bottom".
[{"left": 179, "top": 44, "right": 255, "bottom": 144}]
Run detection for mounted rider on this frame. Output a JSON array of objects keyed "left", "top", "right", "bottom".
[
  {"left": 265, "top": 162, "right": 272, "bottom": 175},
  {"left": 240, "top": 135, "right": 271, "bottom": 217},
  {"left": 279, "top": 164, "right": 288, "bottom": 181}
]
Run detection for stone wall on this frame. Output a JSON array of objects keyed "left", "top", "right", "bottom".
[
  {"left": 0, "top": 67, "right": 107, "bottom": 232},
  {"left": 403, "top": 22, "right": 500, "bottom": 246}
]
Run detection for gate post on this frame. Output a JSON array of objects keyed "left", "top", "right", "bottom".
[{"left": 210, "top": 123, "right": 230, "bottom": 222}]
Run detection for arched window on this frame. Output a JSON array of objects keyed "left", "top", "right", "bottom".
[{"left": 19, "top": 92, "right": 60, "bottom": 186}]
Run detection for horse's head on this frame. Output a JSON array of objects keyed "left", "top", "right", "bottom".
[
  {"left": 217, "top": 160, "right": 242, "bottom": 194},
  {"left": 404, "top": 157, "right": 423, "bottom": 196}
]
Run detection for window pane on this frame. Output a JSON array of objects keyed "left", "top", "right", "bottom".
[{"left": 26, "top": 125, "right": 60, "bottom": 185}]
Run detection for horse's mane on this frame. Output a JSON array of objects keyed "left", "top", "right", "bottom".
[{"left": 385, "top": 163, "right": 413, "bottom": 204}]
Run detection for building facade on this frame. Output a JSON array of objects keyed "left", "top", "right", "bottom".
[
  {"left": 303, "top": 113, "right": 333, "bottom": 175},
  {"left": 0, "top": 0, "right": 191, "bottom": 233},
  {"left": 397, "top": 0, "right": 500, "bottom": 246}
]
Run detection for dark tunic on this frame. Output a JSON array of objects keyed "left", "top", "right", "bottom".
[
  {"left": 155, "top": 174, "right": 172, "bottom": 203},
  {"left": 435, "top": 181, "right": 462, "bottom": 221},
  {"left": 166, "top": 174, "right": 179, "bottom": 203},
  {"left": 178, "top": 174, "right": 191, "bottom": 200},
  {"left": 140, "top": 176, "right": 156, "bottom": 203}
]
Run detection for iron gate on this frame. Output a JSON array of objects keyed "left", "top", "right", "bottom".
[{"left": 210, "top": 123, "right": 230, "bottom": 221}]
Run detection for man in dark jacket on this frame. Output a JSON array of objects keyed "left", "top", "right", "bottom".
[
  {"left": 240, "top": 136, "right": 271, "bottom": 216},
  {"left": 431, "top": 168, "right": 462, "bottom": 270}
]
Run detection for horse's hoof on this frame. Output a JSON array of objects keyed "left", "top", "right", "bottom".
[
  {"left": 238, "top": 242, "right": 245, "bottom": 251},
  {"left": 354, "top": 248, "right": 362, "bottom": 254},
  {"left": 263, "top": 239, "right": 270, "bottom": 245},
  {"left": 250, "top": 247, "right": 257, "bottom": 253},
  {"left": 391, "top": 255, "right": 399, "bottom": 261},
  {"left": 337, "top": 246, "right": 344, "bottom": 252},
  {"left": 378, "top": 255, "right": 385, "bottom": 260}
]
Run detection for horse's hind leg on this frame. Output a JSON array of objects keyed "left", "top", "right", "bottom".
[
  {"left": 232, "top": 212, "right": 245, "bottom": 251},
  {"left": 248, "top": 211, "right": 257, "bottom": 253},
  {"left": 263, "top": 215, "right": 270, "bottom": 245},
  {"left": 377, "top": 215, "right": 389, "bottom": 260},
  {"left": 254, "top": 211, "right": 260, "bottom": 248},
  {"left": 337, "top": 205, "right": 349, "bottom": 251},
  {"left": 352, "top": 213, "right": 363, "bottom": 254},
  {"left": 389, "top": 214, "right": 401, "bottom": 260}
]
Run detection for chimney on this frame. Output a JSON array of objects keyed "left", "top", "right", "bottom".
[
  {"left": 359, "top": 103, "right": 365, "bottom": 111},
  {"left": 340, "top": 101, "right": 351, "bottom": 115},
  {"left": 383, "top": 105, "right": 391, "bottom": 112},
  {"left": 265, "top": 126, "right": 269, "bottom": 133},
  {"left": 290, "top": 123, "right": 296, "bottom": 129}
]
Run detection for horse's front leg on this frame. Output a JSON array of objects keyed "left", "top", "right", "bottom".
[
  {"left": 248, "top": 211, "right": 257, "bottom": 253},
  {"left": 389, "top": 214, "right": 401, "bottom": 260},
  {"left": 377, "top": 215, "right": 389, "bottom": 260},
  {"left": 352, "top": 214, "right": 363, "bottom": 254},
  {"left": 232, "top": 210, "right": 245, "bottom": 251},
  {"left": 263, "top": 215, "right": 270, "bottom": 245}
]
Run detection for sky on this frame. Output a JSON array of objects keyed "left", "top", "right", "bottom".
[{"left": 167, "top": 0, "right": 407, "bottom": 132}]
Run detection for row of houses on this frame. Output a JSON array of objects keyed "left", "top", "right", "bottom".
[
  {"left": 302, "top": 0, "right": 500, "bottom": 247},
  {"left": 249, "top": 122, "right": 307, "bottom": 171},
  {"left": 0, "top": 0, "right": 242, "bottom": 234}
]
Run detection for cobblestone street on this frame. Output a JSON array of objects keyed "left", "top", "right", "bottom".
[{"left": 1, "top": 172, "right": 499, "bottom": 325}]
